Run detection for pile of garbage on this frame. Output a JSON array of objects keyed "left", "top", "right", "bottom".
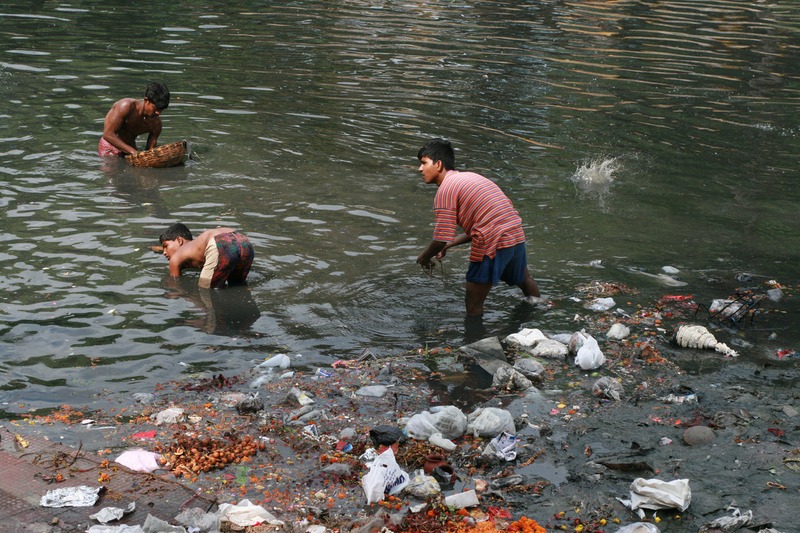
[{"left": 15, "top": 278, "right": 797, "bottom": 533}]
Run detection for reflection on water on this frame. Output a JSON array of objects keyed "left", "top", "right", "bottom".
[
  {"left": 161, "top": 276, "right": 261, "bottom": 337},
  {"left": 0, "top": 0, "right": 798, "bottom": 414}
]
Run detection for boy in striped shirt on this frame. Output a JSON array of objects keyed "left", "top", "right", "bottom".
[{"left": 416, "top": 139, "right": 540, "bottom": 316}]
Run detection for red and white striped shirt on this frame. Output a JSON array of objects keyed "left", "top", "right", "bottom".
[{"left": 432, "top": 170, "right": 526, "bottom": 262}]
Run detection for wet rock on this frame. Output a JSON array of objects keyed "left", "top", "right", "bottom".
[
  {"left": 459, "top": 336, "right": 506, "bottom": 360},
  {"left": 530, "top": 338, "right": 568, "bottom": 359},
  {"left": 513, "top": 357, "right": 545, "bottom": 381},
  {"left": 683, "top": 425, "right": 715, "bottom": 446}
]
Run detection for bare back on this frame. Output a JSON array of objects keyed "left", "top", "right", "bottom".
[{"left": 168, "top": 228, "right": 236, "bottom": 276}]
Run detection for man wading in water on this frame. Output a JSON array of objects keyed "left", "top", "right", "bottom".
[
  {"left": 98, "top": 81, "right": 170, "bottom": 157},
  {"left": 415, "top": 138, "right": 541, "bottom": 317}
]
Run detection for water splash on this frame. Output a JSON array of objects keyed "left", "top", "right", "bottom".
[
  {"left": 571, "top": 157, "right": 621, "bottom": 187},
  {"left": 570, "top": 156, "right": 622, "bottom": 211}
]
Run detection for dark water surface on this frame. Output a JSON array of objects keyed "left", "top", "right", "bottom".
[{"left": 1, "top": 1, "right": 798, "bottom": 414}]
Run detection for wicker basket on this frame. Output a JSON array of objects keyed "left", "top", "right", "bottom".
[{"left": 125, "top": 140, "right": 187, "bottom": 168}]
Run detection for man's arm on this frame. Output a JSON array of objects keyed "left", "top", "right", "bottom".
[
  {"left": 417, "top": 240, "right": 447, "bottom": 270},
  {"left": 145, "top": 119, "right": 162, "bottom": 150},
  {"left": 436, "top": 233, "right": 471, "bottom": 259}
]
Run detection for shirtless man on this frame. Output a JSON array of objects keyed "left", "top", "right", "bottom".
[
  {"left": 98, "top": 81, "right": 170, "bottom": 157},
  {"left": 159, "top": 223, "right": 254, "bottom": 289}
]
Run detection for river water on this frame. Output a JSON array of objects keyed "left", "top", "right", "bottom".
[{"left": 1, "top": 1, "right": 798, "bottom": 416}]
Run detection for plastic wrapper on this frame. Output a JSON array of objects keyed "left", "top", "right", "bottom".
[
  {"left": 90, "top": 502, "right": 136, "bottom": 524},
  {"left": 218, "top": 498, "right": 284, "bottom": 527},
  {"left": 41, "top": 485, "right": 103, "bottom": 508}
]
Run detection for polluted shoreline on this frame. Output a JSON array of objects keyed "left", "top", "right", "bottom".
[{"left": 2, "top": 279, "right": 798, "bottom": 533}]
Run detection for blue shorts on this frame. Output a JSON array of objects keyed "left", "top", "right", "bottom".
[{"left": 466, "top": 242, "right": 528, "bottom": 286}]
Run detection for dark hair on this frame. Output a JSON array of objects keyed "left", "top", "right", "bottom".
[
  {"left": 159, "top": 222, "right": 192, "bottom": 244},
  {"left": 145, "top": 81, "right": 170, "bottom": 111},
  {"left": 418, "top": 138, "right": 455, "bottom": 171}
]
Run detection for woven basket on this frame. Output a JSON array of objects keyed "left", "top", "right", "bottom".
[{"left": 125, "top": 140, "right": 187, "bottom": 168}]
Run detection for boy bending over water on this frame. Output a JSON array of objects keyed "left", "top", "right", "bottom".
[{"left": 159, "top": 223, "right": 254, "bottom": 289}]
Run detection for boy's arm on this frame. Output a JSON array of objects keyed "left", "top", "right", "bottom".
[{"left": 168, "top": 253, "right": 184, "bottom": 278}]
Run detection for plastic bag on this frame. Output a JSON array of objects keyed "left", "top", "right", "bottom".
[
  {"left": 626, "top": 477, "right": 691, "bottom": 513},
  {"left": 403, "top": 469, "right": 441, "bottom": 499},
  {"left": 614, "top": 523, "right": 660, "bottom": 533},
  {"left": 114, "top": 449, "right": 162, "bottom": 473},
  {"left": 466, "top": 407, "right": 516, "bottom": 438},
  {"left": 361, "top": 448, "right": 409, "bottom": 504},
  {"left": 429, "top": 405, "right": 467, "bottom": 439},
  {"left": 369, "top": 425, "right": 405, "bottom": 448},
  {"left": 492, "top": 366, "right": 533, "bottom": 391},
  {"left": 592, "top": 376, "right": 623, "bottom": 401},
  {"left": 404, "top": 411, "right": 438, "bottom": 440},
  {"left": 575, "top": 334, "right": 605, "bottom": 370}
]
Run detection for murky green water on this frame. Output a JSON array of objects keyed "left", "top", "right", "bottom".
[{"left": 1, "top": 1, "right": 798, "bottom": 414}]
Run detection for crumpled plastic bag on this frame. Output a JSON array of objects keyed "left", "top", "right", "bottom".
[
  {"left": 142, "top": 514, "right": 186, "bottom": 533},
  {"left": 87, "top": 524, "right": 144, "bottom": 533},
  {"left": 575, "top": 333, "right": 605, "bottom": 370},
  {"left": 505, "top": 328, "right": 546, "bottom": 347},
  {"left": 466, "top": 407, "right": 516, "bottom": 438},
  {"left": 614, "top": 523, "right": 660, "bottom": 533},
  {"left": 403, "top": 469, "right": 441, "bottom": 498},
  {"left": 174, "top": 507, "right": 220, "bottom": 532},
  {"left": 41, "top": 485, "right": 103, "bottom": 507},
  {"left": 404, "top": 405, "right": 467, "bottom": 440},
  {"left": 218, "top": 498, "right": 284, "bottom": 527},
  {"left": 361, "top": 447, "right": 409, "bottom": 504},
  {"left": 90, "top": 502, "right": 136, "bottom": 524},
  {"left": 586, "top": 296, "right": 615, "bottom": 311},
  {"left": 257, "top": 353, "right": 291, "bottom": 369},
  {"left": 369, "top": 425, "right": 406, "bottom": 447},
  {"left": 592, "top": 376, "right": 623, "bottom": 401},
  {"left": 492, "top": 366, "right": 533, "bottom": 391},
  {"left": 620, "top": 478, "right": 691, "bottom": 518},
  {"left": 153, "top": 407, "right": 185, "bottom": 425},
  {"left": 704, "top": 506, "right": 753, "bottom": 531},
  {"left": 115, "top": 449, "right": 162, "bottom": 473}
]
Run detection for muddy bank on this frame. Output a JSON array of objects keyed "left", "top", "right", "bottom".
[{"left": 4, "top": 286, "right": 798, "bottom": 533}]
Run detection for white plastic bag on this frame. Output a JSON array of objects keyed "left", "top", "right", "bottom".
[
  {"left": 114, "top": 449, "right": 162, "bottom": 473},
  {"left": 575, "top": 334, "right": 605, "bottom": 370},
  {"left": 466, "top": 407, "right": 516, "bottom": 438},
  {"left": 361, "top": 448, "right": 409, "bottom": 504},
  {"left": 404, "top": 411, "right": 438, "bottom": 440},
  {"left": 429, "top": 405, "right": 467, "bottom": 439},
  {"left": 627, "top": 477, "right": 691, "bottom": 512}
]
